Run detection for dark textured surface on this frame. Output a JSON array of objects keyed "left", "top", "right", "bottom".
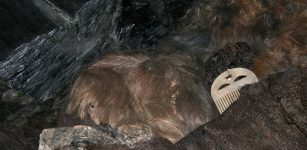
[
  {"left": 0, "top": 0, "right": 306, "bottom": 149},
  {"left": 175, "top": 68, "right": 307, "bottom": 150},
  {"left": 0, "top": 1, "right": 196, "bottom": 148},
  {"left": 148, "top": 0, "right": 194, "bottom": 26},
  {"left": 0, "top": 0, "right": 119, "bottom": 100},
  {"left": 49, "top": 0, "right": 90, "bottom": 15},
  {"left": 204, "top": 42, "right": 256, "bottom": 87},
  {"left": 116, "top": 0, "right": 168, "bottom": 51},
  {"left": 0, "top": 86, "right": 57, "bottom": 150},
  {"left": 0, "top": 0, "right": 193, "bottom": 100},
  {"left": 0, "top": 0, "right": 54, "bottom": 61}
]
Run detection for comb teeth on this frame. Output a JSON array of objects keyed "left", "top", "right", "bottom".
[
  {"left": 216, "top": 90, "right": 240, "bottom": 113},
  {"left": 214, "top": 80, "right": 257, "bottom": 114},
  {"left": 211, "top": 68, "right": 259, "bottom": 114}
]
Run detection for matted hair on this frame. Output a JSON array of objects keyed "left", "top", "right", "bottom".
[
  {"left": 66, "top": 68, "right": 139, "bottom": 127},
  {"left": 252, "top": 10, "right": 307, "bottom": 78},
  {"left": 66, "top": 53, "right": 218, "bottom": 143}
]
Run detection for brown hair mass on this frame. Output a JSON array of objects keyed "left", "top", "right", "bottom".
[
  {"left": 252, "top": 9, "right": 307, "bottom": 78},
  {"left": 66, "top": 53, "right": 218, "bottom": 143}
]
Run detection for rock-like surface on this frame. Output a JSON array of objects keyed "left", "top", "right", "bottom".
[
  {"left": 0, "top": 0, "right": 55, "bottom": 61},
  {"left": 38, "top": 125, "right": 154, "bottom": 150},
  {"left": 49, "top": 0, "right": 90, "bottom": 16},
  {"left": 0, "top": 80, "right": 57, "bottom": 150},
  {"left": 39, "top": 126, "right": 117, "bottom": 150},
  {"left": 0, "top": 0, "right": 187, "bottom": 100},
  {"left": 0, "top": 0, "right": 121, "bottom": 100}
]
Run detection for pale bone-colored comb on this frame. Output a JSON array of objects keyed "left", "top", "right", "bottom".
[{"left": 211, "top": 68, "right": 258, "bottom": 114}]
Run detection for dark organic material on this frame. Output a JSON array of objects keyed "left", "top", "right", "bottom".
[
  {"left": 204, "top": 42, "right": 256, "bottom": 87},
  {"left": 175, "top": 68, "right": 307, "bottom": 149}
]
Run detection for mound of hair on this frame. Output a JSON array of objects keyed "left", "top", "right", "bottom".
[
  {"left": 67, "top": 53, "right": 218, "bottom": 143},
  {"left": 66, "top": 68, "right": 139, "bottom": 127}
]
